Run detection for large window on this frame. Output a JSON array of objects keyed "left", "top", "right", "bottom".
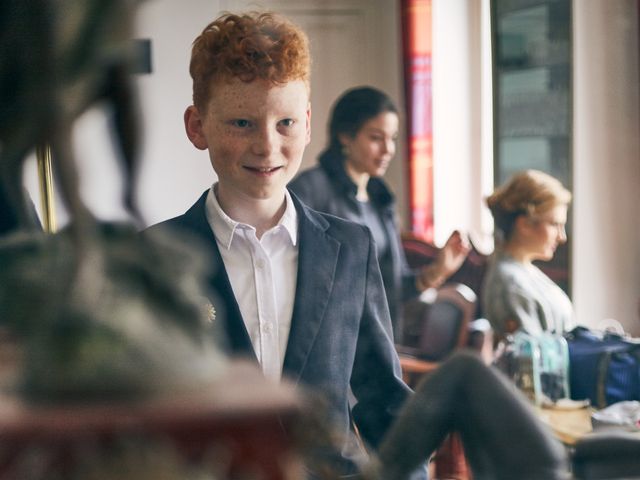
[{"left": 491, "top": 0, "right": 572, "bottom": 293}]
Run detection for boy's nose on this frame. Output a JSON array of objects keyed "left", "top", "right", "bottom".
[{"left": 252, "top": 128, "right": 276, "bottom": 156}]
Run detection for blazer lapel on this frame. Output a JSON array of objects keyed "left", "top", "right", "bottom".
[
  {"left": 282, "top": 196, "right": 340, "bottom": 382},
  {"left": 179, "top": 192, "right": 256, "bottom": 359},
  {"left": 210, "top": 249, "right": 256, "bottom": 358}
]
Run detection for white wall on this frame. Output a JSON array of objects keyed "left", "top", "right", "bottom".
[
  {"left": 134, "top": 0, "right": 223, "bottom": 226},
  {"left": 572, "top": 0, "right": 640, "bottom": 335},
  {"left": 23, "top": 0, "right": 224, "bottom": 228}
]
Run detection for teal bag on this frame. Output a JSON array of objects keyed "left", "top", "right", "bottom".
[{"left": 499, "top": 331, "right": 570, "bottom": 405}]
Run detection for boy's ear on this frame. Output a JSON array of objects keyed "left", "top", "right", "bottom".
[{"left": 184, "top": 105, "right": 208, "bottom": 150}]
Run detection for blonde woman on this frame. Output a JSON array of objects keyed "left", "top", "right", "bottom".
[{"left": 482, "top": 170, "right": 575, "bottom": 338}]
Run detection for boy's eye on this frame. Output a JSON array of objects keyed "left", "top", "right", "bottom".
[
  {"left": 279, "top": 118, "right": 295, "bottom": 127},
  {"left": 232, "top": 119, "right": 251, "bottom": 128}
]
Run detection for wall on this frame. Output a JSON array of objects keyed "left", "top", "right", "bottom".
[
  {"left": 572, "top": 0, "right": 640, "bottom": 334},
  {"left": 134, "top": 0, "right": 223, "bottom": 225},
  {"left": 22, "top": 0, "right": 224, "bottom": 228}
]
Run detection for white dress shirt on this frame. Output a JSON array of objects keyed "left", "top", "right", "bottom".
[{"left": 205, "top": 185, "right": 299, "bottom": 382}]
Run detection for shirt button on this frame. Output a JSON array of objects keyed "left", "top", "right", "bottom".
[
  {"left": 255, "top": 259, "right": 265, "bottom": 269},
  {"left": 263, "top": 322, "right": 273, "bottom": 334}
]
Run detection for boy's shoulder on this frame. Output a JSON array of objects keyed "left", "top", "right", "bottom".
[
  {"left": 288, "top": 165, "right": 331, "bottom": 204},
  {"left": 290, "top": 165, "right": 327, "bottom": 187},
  {"left": 142, "top": 191, "right": 209, "bottom": 240},
  {"left": 294, "top": 195, "right": 371, "bottom": 241}
]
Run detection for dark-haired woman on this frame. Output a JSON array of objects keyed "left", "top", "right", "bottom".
[{"left": 289, "top": 86, "right": 469, "bottom": 340}]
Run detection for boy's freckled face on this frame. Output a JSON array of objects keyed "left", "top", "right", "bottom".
[{"left": 194, "top": 78, "right": 310, "bottom": 205}]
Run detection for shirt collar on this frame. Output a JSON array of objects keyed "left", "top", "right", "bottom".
[
  {"left": 279, "top": 190, "right": 299, "bottom": 246},
  {"left": 205, "top": 183, "right": 298, "bottom": 249}
]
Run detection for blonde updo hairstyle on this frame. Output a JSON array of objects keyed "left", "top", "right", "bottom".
[{"left": 486, "top": 170, "right": 572, "bottom": 243}]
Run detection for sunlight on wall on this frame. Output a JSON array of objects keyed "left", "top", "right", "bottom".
[{"left": 432, "top": 0, "right": 493, "bottom": 252}]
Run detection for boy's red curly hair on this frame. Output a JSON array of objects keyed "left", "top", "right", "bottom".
[{"left": 189, "top": 12, "right": 311, "bottom": 111}]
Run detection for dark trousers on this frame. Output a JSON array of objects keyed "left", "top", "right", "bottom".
[{"left": 375, "top": 351, "right": 569, "bottom": 480}]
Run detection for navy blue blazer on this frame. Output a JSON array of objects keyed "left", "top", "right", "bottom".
[{"left": 145, "top": 189, "right": 413, "bottom": 475}]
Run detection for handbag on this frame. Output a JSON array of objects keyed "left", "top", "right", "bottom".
[{"left": 564, "top": 326, "right": 640, "bottom": 408}]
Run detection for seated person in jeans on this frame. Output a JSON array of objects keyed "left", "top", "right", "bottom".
[{"left": 368, "top": 351, "right": 569, "bottom": 480}]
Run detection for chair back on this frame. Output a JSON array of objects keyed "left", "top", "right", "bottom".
[
  {"left": 417, "top": 283, "right": 476, "bottom": 362},
  {"left": 401, "top": 232, "right": 489, "bottom": 318}
]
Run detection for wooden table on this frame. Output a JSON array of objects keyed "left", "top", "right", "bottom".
[
  {"left": 535, "top": 405, "right": 595, "bottom": 445},
  {"left": 536, "top": 404, "right": 640, "bottom": 446}
]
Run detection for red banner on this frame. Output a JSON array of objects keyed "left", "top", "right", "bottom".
[{"left": 401, "top": 0, "right": 433, "bottom": 241}]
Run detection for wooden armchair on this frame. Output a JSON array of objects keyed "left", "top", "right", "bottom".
[
  {"left": 401, "top": 232, "right": 490, "bottom": 320},
  {"left": 396, "top": 283, "right": 477, "bottom": 386},
  {"left": 572, "top": 433, "right": 640, "bottom": 479}
]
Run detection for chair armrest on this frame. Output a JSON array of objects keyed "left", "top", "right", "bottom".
[
  {"left": 395, "top": 344, "right": 423, "bottom": 358},
  {"left": 467, "top": 319, "right": 494, "bottom": 364},
  {"left": 399, "top": 355, "right": 440, "bottom": 375},
  {"left": 395, "top": 345, "right": 441, "bottom": 387}
]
